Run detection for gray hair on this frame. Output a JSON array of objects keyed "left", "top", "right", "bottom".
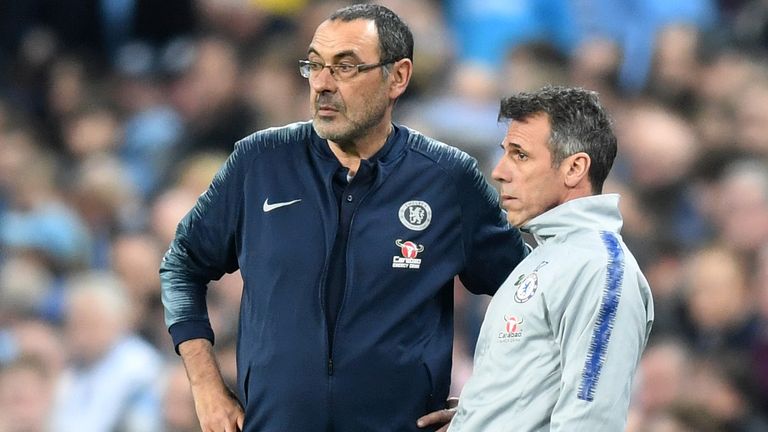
[{"left": 329, "top": 3, "right": 414, "bottom": 64}]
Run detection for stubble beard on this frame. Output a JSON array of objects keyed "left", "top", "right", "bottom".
[{"left": 313, "top": 93, "right": 390, "bottom": 150}]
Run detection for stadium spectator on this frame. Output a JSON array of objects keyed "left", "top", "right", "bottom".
[
  {"left": 681, "top": 244, "right": 760, "bottom": 354},
  {"left": 688, "top": 354, "right": 768, "bottom": 431},
  {"left": 0, "top": 355, "right": 56, "bottom": 432},
  {"left": 633, "top": 339, "right": 694, "bottom": 419},
  {"left": 49, "top": 272, "right": 164, "bottom": 432}
]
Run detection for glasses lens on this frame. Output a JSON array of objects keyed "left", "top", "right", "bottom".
[{"left": 298, "top": 61, "right": 310, "bottom": 78}]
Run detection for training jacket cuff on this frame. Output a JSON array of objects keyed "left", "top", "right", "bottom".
[{"left": 169, "top": 320, "right": 215, "bottom": 355}]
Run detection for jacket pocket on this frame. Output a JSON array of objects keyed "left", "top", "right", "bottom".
[
  {"left": 422, "top": 361, "right": 437, "bottom": 411},
  {"left": 239, "top": 366, "right": 252, "bottom": 406}
]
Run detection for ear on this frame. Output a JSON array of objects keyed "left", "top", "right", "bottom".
[
  {"left": 388, "top": 58, "right": 413, "bottom": 99},
  {"left": 563, "top": 152, "right": 591, "bottom": 188}
]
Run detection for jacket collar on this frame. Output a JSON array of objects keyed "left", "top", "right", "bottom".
[
  {"left": 309, "top": 122, "right": 407, "bottom": 166},
  {"left": 522, "top": 194, "right": 624, "bottom": 245}
]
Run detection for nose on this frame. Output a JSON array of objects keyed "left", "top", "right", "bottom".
[
  {"left": 309, "top": 67, "right": 337, "bottom": 94},
  {"left": 492, "top": 157, "right": 509, "bottom": 184}
]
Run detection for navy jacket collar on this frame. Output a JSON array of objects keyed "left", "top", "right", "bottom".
[{"left": 309, "top": 122, "right": 407, "bottom": 166}]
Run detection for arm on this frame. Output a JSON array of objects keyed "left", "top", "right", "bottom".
[
  {"left": 160, "top": 142, "right": 247, "bottom": 351},
  {"left": 159, "top": 143, "right": 248, "bottom": 431},
  {"left": 455, "top": 155, "right": 528, "bottom": 294},
  {"left": 180, "top": 339, "right": 244, "bottom": 432},
  {"left": 549, "top": 242, "right": 650, "bottom": 431}
]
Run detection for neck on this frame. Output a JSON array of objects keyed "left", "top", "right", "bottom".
[
  {"left": 557, "top": 183, "right": 595, "bottom": 207},
  {"left": 328, "top": 121, "right": 392, "bottom": 176}
]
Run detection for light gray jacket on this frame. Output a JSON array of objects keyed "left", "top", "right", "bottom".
[{"left": 450, "top": 194, "right": 654, "bottom": 432}]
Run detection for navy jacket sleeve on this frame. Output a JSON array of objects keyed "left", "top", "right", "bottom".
[
  {"left": 453, "top": 156, "right": 528, "bottom": 295},
  {"left": 159, "top": 139, "right": 249, "bottom": 352}
]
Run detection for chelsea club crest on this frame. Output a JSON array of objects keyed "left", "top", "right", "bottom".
[{"left": 513, "top": 261, "right": 548, "bottom": 303}]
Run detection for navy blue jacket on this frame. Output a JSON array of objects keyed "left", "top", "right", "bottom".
[{"left": 160, "top": 122, "right": 528, "bottom": 431}]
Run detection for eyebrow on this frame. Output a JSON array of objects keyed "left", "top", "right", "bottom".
[
  {"left": 500, "top": 141, "right": 525, "bottom": 151},
  {"left": 307, "top": 48, "right": 361, "bottom": 62}
]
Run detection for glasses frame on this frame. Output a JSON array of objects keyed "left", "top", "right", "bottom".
[{"left": 298, "top": 59, "right": 395, "bottom": 80}]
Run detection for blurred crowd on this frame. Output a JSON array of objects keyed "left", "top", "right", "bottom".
[{"left": 1, "top": 0, "right": 768, "bottom": 431}]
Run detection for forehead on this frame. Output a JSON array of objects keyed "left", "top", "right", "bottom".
[
  {"left": 309, "top": 19, "right": 380, "bottom": 60},
  {"left": 504, "top": 113, "right": 551, "bottom": 148}
]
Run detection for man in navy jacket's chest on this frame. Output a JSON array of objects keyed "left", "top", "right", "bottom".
[{"left": 160, "top": 4, "right": 527, "bottom": 432}]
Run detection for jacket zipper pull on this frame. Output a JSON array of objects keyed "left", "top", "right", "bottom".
[{"left": 328, "top": 358, "right": 334, "bottom": 376}]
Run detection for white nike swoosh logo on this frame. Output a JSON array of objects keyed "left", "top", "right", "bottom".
[{"left": 263, "top": 198, "right": 302, "bottom": 212}]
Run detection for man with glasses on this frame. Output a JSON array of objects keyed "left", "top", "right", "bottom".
[{"left": 160, "top": 4, "right": 528, "bottom": 431}]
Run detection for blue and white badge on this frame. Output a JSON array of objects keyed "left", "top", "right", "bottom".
[{"left": 513, "top": 261, "right": 548, "bottom": 303}]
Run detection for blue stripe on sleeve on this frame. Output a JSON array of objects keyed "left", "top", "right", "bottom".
[{"left": 577, "top": 231, "right": 625, "bottom": 402}]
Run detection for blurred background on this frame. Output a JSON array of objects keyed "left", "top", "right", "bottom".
[{"left": 1, "top": 0, "right": 767, "bottom": 431}]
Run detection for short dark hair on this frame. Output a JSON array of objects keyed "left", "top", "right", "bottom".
[
  {"left": 498, "top": 85, "right": 617, "bottom": 193},
  {"left": 329, "top": 4, "right": 413, "bottom": 63}
]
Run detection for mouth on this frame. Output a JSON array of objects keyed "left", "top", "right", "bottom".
[
  {"left": 316, "top": 105, "right": 339, "bottom": 116},
  {"left": 315, "top": 94, "right": 342, "bottom": 116},
  {"left": 499, "top": 194, "right": 518, "bottom": 208}
]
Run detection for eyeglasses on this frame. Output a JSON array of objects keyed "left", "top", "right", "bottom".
[{"left": 298, "top": 59, "right": 394, "bottom": 81}]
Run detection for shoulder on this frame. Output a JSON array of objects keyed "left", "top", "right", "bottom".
[
  {"left": 536, "top": 241, "right": 610, "bottom": 295},
  {"left": 541, "top": 233, "right": 633, "bottom": 294},
  {"left": 400, "top": 126, "right": 492, "bottom": 201},
  {"left": 234, "top": 121, "right": 313, "bottom": 156},
  {"left": 216, "top": 122, "right": 312, "bottom": 177},
  {"left": 402, "top": 126, "right": 478, "bottom": 175}
]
